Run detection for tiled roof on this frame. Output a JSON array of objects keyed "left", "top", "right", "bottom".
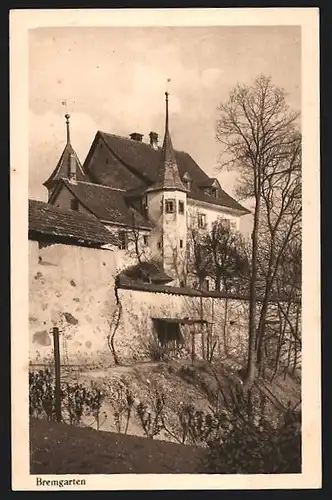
[
  {"left": 43, "top": 143, "right": 90, "bottom": 189},
  {"left": 86, "top": 131, "right": 249, "bottom": 214},
  {"left": 62, "top": 180, "right": 154, "bottom": 230},
  {"left": 29, "top": 199, "right": 118, "bottom": 246},
  {"left": 117, "top": 275, "right": 252, "bottom": 299},
  {"left": 117, "top": 277, "right": 298, "bottom": 302},
  {"left": 120, "top": 261, "right": 173, "bottom": 284}
]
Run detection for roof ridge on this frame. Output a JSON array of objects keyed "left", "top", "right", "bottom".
[
  {"left": 99, "top": 131, "right": 156, "bottom": 147},
  {"left": 68, "top": 179, "right": 126, "bottom": 192},
  {"left": 99, "top": 130, "right": 191, "bottom": 156},
  {"left": 29, "top": 198, "right": 99, "bottom": 219}
]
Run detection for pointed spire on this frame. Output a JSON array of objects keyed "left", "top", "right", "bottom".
[
  {"left": 146, "top": 92, "right": 187, "bottom": 193},
  {"left": 65, "top": 113, "right": 71, "bottom": 144},
  {"left": 43, "top": 113, "right": 87, "bottom": 192}
]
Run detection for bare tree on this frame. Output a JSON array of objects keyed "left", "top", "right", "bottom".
[
  {"left": 127, "top": 210, "right": 151, "bottom": 264},
  {"left": 255, "top": 131, "right": 301, "bottom": 369},
  {"left": 272, "top": 237, "right": 302, "bottom": 377},
  {"left": 186, "top": 225, "right": 211, "bottom": 289},
  {"left": 205, "top": 219, "right": 249, "bottom": 293},
  {"left": 216, "top": 75, "right": 300, "bottom": 387}
]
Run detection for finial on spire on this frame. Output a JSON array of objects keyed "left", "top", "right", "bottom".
[
  {"left": 65, "top": 113, "right": 71, "bottom": 144},
  {"left": 165, "top": 90, "right": 169, "bottom": 133}
]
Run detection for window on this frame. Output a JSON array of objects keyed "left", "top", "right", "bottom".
[
  {"left": 157, "top": 241, "right": 162, "bottom": 249},
  {"left": 141, "top": 196, "right": 148, "bottom": 213},
  {"left": 118, "top": 231, "right": 128, "bottom": 250},
  {"left": 198, "top": 213, "right": 207, "bottom": 229},
  {"left": 184, "top": 180, "right": 191, "bottom": 190},
  {"left": 143, "top": 235, "right": 149, "bottom": 245},
  {"left": 155, "top": 319, "right": 185, "bottom": 349},
  {"left": 179, "top": 239, "right": 183, "bottom": 249},
  {"left": 211, "top": 188, "right": 218, "bottom": 198},
  {"left": 205, "top": 279, "right": 210, "bottom": 291},
  {"left": 183, "top": 172, "right": 192, "bottom": 191},
  {"left": 178, "top": 200, "right": 185, "bottom": 214},
  {"left": 70, "top": 198, "right": 79, "bottom": 211},
  {"left": 165, "top": 199, "right": 175, "bottom": 213}
]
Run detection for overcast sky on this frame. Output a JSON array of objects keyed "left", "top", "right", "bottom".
[{"left": 29, "top": 25, "right": 301, "bottom": 233}]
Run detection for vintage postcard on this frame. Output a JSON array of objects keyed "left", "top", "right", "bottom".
[{"left": 10, "top": 7, "right": 321, "bottom": 490}]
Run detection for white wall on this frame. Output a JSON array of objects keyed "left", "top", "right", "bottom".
[
  {"left": 187, "top": 199, "right": 241, "bottom": 232},
  {"left": 29, "top": 238, "right": 300, "bottom": 371},
  {"left": 29, "top": 240, "right": 118, "bottom": 366},
  {"left": 147, "top": 190, "right": 187, "bottom": 284}
]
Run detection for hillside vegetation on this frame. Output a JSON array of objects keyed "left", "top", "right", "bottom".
[{"left": 30, "top": 359, "right": 301, "bottom": 474}]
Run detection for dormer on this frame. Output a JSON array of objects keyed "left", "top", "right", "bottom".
[
  {"left": 199, "top": 178, "right": 221, "bottom": 198},
  {"left": 182, "top": 172, "right": 192, "bottom": 191}
]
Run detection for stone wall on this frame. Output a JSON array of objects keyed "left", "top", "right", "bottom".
[
  {"left": 114, "top": 288, "right": 249, "bottom": 363},
  {"left": 29, "top": 239, "right": 300, "bottom": 371},
  {"left": 29, "top": 240, "right": 118, "bottom": 366}
]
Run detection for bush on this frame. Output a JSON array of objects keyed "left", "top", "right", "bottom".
[
  {"left": 204, "top": 419, "right": 301, "bottom": 474},
  {"left": 29, "top": 369, "right": 105, "bottom": 429},
  {"left": 29, "top": 369, "right": 61, "bottom": 421},
  {"left": 176, "top": 404, "right": 226, "bottom": 446},
  {"left": 108, "top": 380, "right": 135, "bottom": 434},
  {"left": 135, "top": 389, "right": 165, "bottom": 439},
  {"left": 144, "top": 336, "right": 169, "bottom": 362}
]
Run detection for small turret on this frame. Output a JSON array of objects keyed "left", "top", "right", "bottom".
[{"left": 43, "top": 113, "right": 86, "bottom": 199}]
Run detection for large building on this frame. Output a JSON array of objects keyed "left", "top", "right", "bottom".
[{"left": 42, "top": 93, "right": 250, "bottom": 286}]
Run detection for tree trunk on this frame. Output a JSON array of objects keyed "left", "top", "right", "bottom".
[
  {"left": 244, "top": 195, "right": 260, "bottom": 388},
  {"left": 256, "top": 279, "right": 273, "bottom": 369},
  {"left": 223, "top": 298, "right": 229, "bottom": 357},
  {"left": 215, "top": 274, "right": 221, "bottom": 292}
]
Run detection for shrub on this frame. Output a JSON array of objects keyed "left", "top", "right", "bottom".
[
  {"left": 201, "top": 385, "right": 301, "bottom": 474},
  {"left": 204, "top": 419, "right": 301, "bottom": 474},
  {"left": 29, "top": 369, "right": 62, "bottom": 421},
  {"left": 176, "top": 404, "right": 227, "bottom": 446},
  {"left": 29, "top": 369, "right": 105, "bottom": 429},
  {"left": 144, "top": 336, "right": 169, "bottom": 362},
  {"left": 108, "top": 380, "right": 135, "bottom": 434},
  {"left": 135, "top": 389, "right": 165, "bottom": 439}
]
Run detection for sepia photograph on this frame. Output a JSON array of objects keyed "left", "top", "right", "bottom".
[{"left": 10, "top": 8, "right": 320, "bottom": 490}]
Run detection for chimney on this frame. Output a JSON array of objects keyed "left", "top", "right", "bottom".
[
  {"left": 69, "top": 154, "right": 77, "bottom": 183},
  {"left": 129, "top": 132, "right": 143, "bottom": 142},
  {"left": 149, "top": 131, "right": 159, "bottom": 149}
]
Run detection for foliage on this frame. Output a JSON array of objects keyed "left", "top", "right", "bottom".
[
  {"left": 176, "top": 404, "right": 226, "bottom": 446},
  {"left": 204, "top": 418, "right": 301, "bottom": 474},
  {"left": 187, "top": 218, "right": 250, "bottom": 294},
  {"left": 29, "top": 369, "right": 62, "bottom": 421},
  {"left": 199, "top": 369, "right": 302, "bottom": 473},
  {"left": 135, "top": 389, "right": 166, "bottom": 439},
  {"left": 29, "top": 369, "right": 105, "bottom": 429},
  {"left": 144, "top": 336, "right": 170, "bottom": 362},
  {"left": 108, "top": 380, "right": 135, "bottom": 434},
  {"left": 205, "top": 219, "right": 249, "bottom": 292},
  {"left": 134, "top": 363, "right": 301, "bottom": 473}
]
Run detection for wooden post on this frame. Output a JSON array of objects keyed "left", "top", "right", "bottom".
[
  {"left": 201, "top": 326, "right": 205, "bottom": 360},
  {"left": 191, "top": 329, "right": 195, "bottom": 365},
  {"left": 53, "top": 327, "right": 62, "bottom": 422}
]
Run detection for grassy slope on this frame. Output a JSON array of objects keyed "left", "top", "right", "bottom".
[
  {"left": 30, "top": 360, "right": 300, "bottom": 475},
  {"left": 30, "top": 418, "right": 205, "bottom": 474}
]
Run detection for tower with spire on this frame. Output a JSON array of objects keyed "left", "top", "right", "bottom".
[
  {"left": 43, "top": 113, "right": 87, "bottom": 201},
  {"left": 146, "top": 92, "right": 188, "bottom": 285}
]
